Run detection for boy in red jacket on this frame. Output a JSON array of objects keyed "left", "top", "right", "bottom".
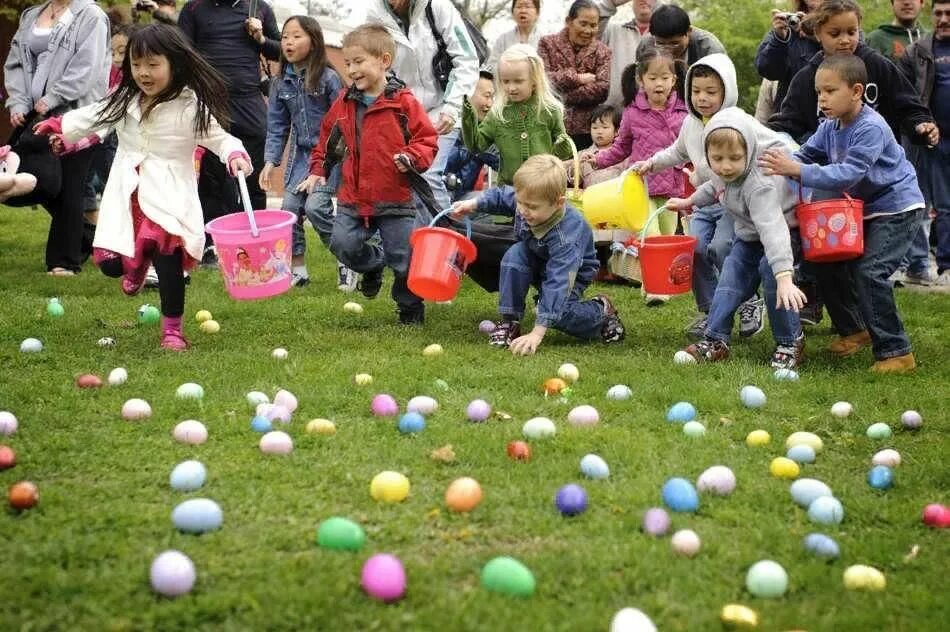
[{"left": 304, "top": 24, "right": 438, "bottom": 324}]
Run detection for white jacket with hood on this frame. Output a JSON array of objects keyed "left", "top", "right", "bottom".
[
  {"left": 691, "top": 107, "right": 799, "bottom": 277},
  {"left": 368, "top": 0, "right": 479, "bottom": 127}
]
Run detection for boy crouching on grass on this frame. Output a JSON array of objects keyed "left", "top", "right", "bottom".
[{"left": 451, "top": 154, "right": 625, "bottom": 355}]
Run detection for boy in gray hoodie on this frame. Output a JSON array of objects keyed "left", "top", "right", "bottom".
[{"left": 666, "top": 107, "right": 807, "bottom": 369}]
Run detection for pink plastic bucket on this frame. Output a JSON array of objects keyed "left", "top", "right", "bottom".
[{"left": 205, "top": 209, "right": 296, "bottom": 300}]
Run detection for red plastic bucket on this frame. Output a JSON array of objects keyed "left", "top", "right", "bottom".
[
  {"left": 796, "top": 192, "right": 864, "bottom": 262},
  {"left": 408, "top": 210, "right": 478, "bottom": 302},
  {"left": 632, "top": 206, "right": 697, "bottom": 295}
]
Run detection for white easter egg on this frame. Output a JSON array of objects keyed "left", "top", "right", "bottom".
[
  {"left": 20, "top": 338, "right": 43, "bottom": 353},
  {"left": 172, "top": 420, "right": 208, "bottom": 445},
  {"left": 831, "top": 401, "right": 853, "bottom": 418},
  {"left": 0, "top": 411, "right": 18, "bottom": 436},
  {"left": 150, "top": 550, "right": 196, "bottom": 597},
  {"left": 176, "top": 383, "right": 204, "bottom": 400},
  {"left": 671, "top": 529, "right": 702, "bottom": 557},
  {"left": 871, "top": 448, "right": 901, "bottom": 468},
  {"left": 557, "top": 363, "right": 580, "bottom": 383},
  {"left": 673, "top": 350, "right": 696, "bottom": 365},
  {"left": 696, "top": 465, "right": 736, "bottom": 496},
  {"left": 107, "top": 367, "right": 128, "bottom": 386},
  {"left": 122, "top": 398, "right": 152, "bottom": 421},
  {"left": 610, "top": 607, "right": 657, "bottom": 632},
  {"left": 786, "top": 431, "right": 824, "bottom": 453},
  {"left": 407, "top": 395, "right": 439, "bottom": 416},
  {"left": 606, "top": 384, "right": 632, "bottom": 400},
  {"left": 246, "top": 391, "right": 269, "bottom": 407},
  {"left": 740, "top": 385, "right": 767, "bottom": 408},
  {"left": 580, "top": 454, "right": 610, "bottom": 479},
  {"left": 522, "top": 417, "right": 556, "bottom": 439},
  {"left": 271, "top": 347, "right": 289, "bottom": 360}
]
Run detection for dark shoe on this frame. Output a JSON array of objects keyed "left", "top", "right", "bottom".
[
  {"left": 799, "top": 300, "right": 823, "bottom": 326},
  {"left": 738, "top": 297, "right": 765, "bottom": 338},
  {"left": 828, "top": 330, "right": 871, "bottom": 357},
  {"left": 595, "top": 295, "right": 625, "bottom": 343},
  {"left": 684, "top": 339, "right": 730, "bottom": 363},
  {"left": 358, "top": 268, "right": 383, "bottom": 299},
  {"left": 870, "top": 352, "right": 916, "bottom": 374},
  {"left": 684, "top": 313, "right": 708, "bottom": 340},
  {"left": 489, "top": 320, "right": 521, "bottom": 347},
  {"left": 291, "top": 272, "right": 311, "bottom": 288},
  {"left": 771, "top": 334, "right": 804, "bottom": 369},
  {"left": 398, "top": 305, "right": 425, "bottom": 326},
  {"left": 200, "top": 245, "right": 218, "bottom": 270}
]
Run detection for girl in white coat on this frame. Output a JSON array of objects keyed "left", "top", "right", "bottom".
[{"left": 40, "top": 24, "right": 251, "bottom": 350}]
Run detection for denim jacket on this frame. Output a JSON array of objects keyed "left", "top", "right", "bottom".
[
  {"left": 476, "top": 186, "right": 599, "bottom": 327},
  {"left": 264, "top": 65, "right": 343, "bottom": 188}
]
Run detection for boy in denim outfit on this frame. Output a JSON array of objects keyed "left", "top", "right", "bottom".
[{"left": 451, "top": 154, "right": 625, "bottom": 355}]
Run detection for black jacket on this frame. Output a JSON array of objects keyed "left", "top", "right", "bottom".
[
  {"left": 898, "top": 34, "right": 936, "bottom": 108},
  {"left": 768, "top": 42, "right": 933, "bottom": 144}
]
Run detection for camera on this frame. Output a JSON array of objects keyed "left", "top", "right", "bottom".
[{"left": 778, "top": 11, "right": 803, "bottom": 30}]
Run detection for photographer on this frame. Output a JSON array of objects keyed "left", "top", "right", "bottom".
[
  {"left": 133, "top": 0, "right": 178, "bottom": 26},
  {"left": 754, "top": 1, "right": 821, "bottom": 113}
]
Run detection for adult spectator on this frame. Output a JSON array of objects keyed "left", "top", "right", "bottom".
[
  {"left": 867, "top": 0, "right": 926, "bottom": 60},
  {"left": 755, "top": 0, "right": 821, "bottom": 113},
  {"left": 133, "top": 0, "right": 179, "bottom": 26},
  {"left": 487, "top": 0, "right": 544, "bottom": 72},
  {"left": 538, "top": 0, "right": 611, "bottom": 150},
  {"left": 369, "top": 0, "right": 479, "bottom": 211},
  {"left": 179, "top": 0, "right": 280, "bottom": 265},
  {"left": 594, "top": 0, "right": 656, "bottom": 110},
  {"left": 4, "top": 0, "right": 110, "bottom": 276},
  {"left": 635, "top": 4, "right": 725, "bottom": 66}
]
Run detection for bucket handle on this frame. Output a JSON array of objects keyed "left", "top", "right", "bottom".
[
  {"left": 797, "top": 185, "right": 858, "bottom": 210},
  {"left": 431, "top": 208, "right": 472, "bottom": 240},
  {"left": 236, "top": 170, "right": 260, "bottom": 238},
  {"left": 637, "top": 204, "right": 670, "bottom": 243}
]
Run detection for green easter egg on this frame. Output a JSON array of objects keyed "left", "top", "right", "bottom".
[
  {"left": 866, "top": 423, "right": 892, "bottom": 439},
  {"left": 481, "top": 556, "right": 535, "bottom": 597},
  {"left": 137, "top": 304, "right": 161, "bottom": 325},
  {"left": 316, "top": 517, "right": 366, "bottom": 551},
  {"left": 47, "top": 302, "right": 65, "bottom": 317}
]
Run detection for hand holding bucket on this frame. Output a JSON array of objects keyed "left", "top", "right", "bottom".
[
  {"left": 579, "top": 166, "right": 650, "bottom": 231},
  {"left": 407, "top": 209, "right": 478, "bottom": 302}
]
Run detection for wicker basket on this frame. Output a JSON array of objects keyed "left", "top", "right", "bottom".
[
  {"left": 563, "top": 136, "right": 583, "bottom": 210},
  {"left": 607, "top": 240, "right": 642, "bottom": 285}
]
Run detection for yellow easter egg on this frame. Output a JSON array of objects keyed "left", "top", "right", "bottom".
[
  {"left": 199, "top": 319, "right": 220, "bottom": 334},
  {"left": 843, "top": 565, "right": 886, "bottom": 591},
  {"left": 195, "top": 310, "right": 213, "bottom": 323},
  {"left": 306, "top": 419, "right": 336, "bottom": 435},
  {"left": 785, "top": 431, "right": 824, "bottom": 453},
  {"left": 746, "top": 430, "right": 771, "bottom": 447},
  {"left": 769, "top": 457, "right": 801, "bottom": 480},
  {"left": 720, "top": 604, "right": 759, "bottom": 628},
  {"left": 370, "top": 471, "right": 410, "bottom": 503}
]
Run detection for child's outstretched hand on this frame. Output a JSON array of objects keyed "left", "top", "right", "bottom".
[
  {"left": 665, "top": 197, "right": 694, "bottom": 215},
  {"left": 229, "top": 155, "right": 253, "bottom": 176},
  {"left": 297, "top": 174, "right": 326, "bottom": 194},
  {"left": 509, "top": 331, "right": 544, "bottom": 356},
  {"left": 630, "top": 159, "right": 654, "bottom": 175},
  {"left": 776, "top": 275, "right": 807, "bottom": 312},
  {"left": 580, "top": 151, "right": 597, "bottom": 164},
  {"left": 450, "top": 198, "right": 477, "bottom": 219},
  {"left": 916, "top": 122, "right": 940, "bottom": 147},
  {"left": 759, "top": 149, "right": 801, "bottom": 177}
]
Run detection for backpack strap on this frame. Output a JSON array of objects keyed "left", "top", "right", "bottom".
[{"left": 425, "top": 1, "right": 450, "bottom": 60}]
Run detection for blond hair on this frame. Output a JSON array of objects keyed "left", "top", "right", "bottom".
[
  {"left": 492, "top": 43, "right": 563, "bottom": 122},
  {"left": 705, "top": 127, "right": 747, "bottom": 153},
  {"left": 342, "top": 24, "right": 395, "bottom": 60},
  {"left": 512, "top": 154, "right": 567, "bottom": 203}
]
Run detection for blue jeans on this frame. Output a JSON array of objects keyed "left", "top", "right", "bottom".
[
  {"left": 498, "top": 242, "right": 604, "bottom": 340},
  {"left": 917, "top": 148, "right": 950, "bottom": 273},
  {"left": 329, "top": 212, "right": 422, "bottom": 311},
  {"left": 899, "top": 220, "right": 932, "bottom": 275},
  {"left": 284, "top": 166, "right": 339, "bottom": 257},
  {"left": 706, "top": 237, "right": 802, "bottom": 346},
  {"left": 423, "top": 128, "right": 460, "bottom": 211},
  {"left": 688, "top": 204, "right": 735, "bottom": 312},
  {"left": 814, "top": 208, "right": 923, "bottom": 360}
]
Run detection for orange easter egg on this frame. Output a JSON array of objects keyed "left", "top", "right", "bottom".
[
  {"left": 445, "top": 477, "right": 483, "bottom": 512},
  {"left": 543, "top": 377, "right": 567, "bottom": 395}
]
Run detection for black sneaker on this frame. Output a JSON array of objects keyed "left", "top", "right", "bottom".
[
  {"left": 738, "top": 297, "right": 765, "bottom": 338},
  {"left": 685, "top": 313, "right": 708, "bottom": 340},
  {"left": 799, "top": 301, "right": 823, "bottom": 326},
  {"left": 398, "top": 305, "right": 425, "bottom": 326},
  {"left": 200, "top": 245, "right": 218, "bottom": 270},
  {"left": 489, "top": 320, "right": 521, "bottom": 347},
  {"left": 771, "top": 334, "right": 805, "bottom": 369},
  {"left": 357, "top": 268, "right": 383, "bottom": 299},
  {"left": 684, "top": 339, "right": 730, "bottom": 363},
  {"left": 291, "top": 272, "right": 311, "bottom": 288},
  {"left": 595, "top": 295, "right": 625, "bottom": 343}
]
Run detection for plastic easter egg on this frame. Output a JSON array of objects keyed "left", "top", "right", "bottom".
[
  {"left": 407, "top": 395, "right": 438, "bottom": 416},
  {"left": 466, "top": 399, "right": 491, "bottom": 422},
  {"left": 671, "top": 529, "right": 701, "bottom": 557},
  {"left": 265, "top": 404, "right": 292, "bottom": 424},
  {"left": 720, "top": 604, "right": 759, "bottom": 628},
  {"left": 843, "top": 565, "right": 886, "bottom": 591},
  {"left": 478, "top": 319, "right": 496, "bottom": 334},
  {"left": 666, "top": 401, "right": 696, "bottom": 423},
  {"left": 20, "top": 338, "right": 43, "bottom": 353},
  {"left": 808, "top": 496, "right": 844, "bottom": 524},
  {"left": 580, "top": 454, "right": 609, "bottom": 480},
  {"left": 922, "top": 504, "right": 950, "bottom": 528},
  {"left": 259, "top": 431, "right": 293, "bottom": 455},
  {"left": 194, "top": 310, "right": 212, "bottom": 323},
  {"left": 122, "top": 398, "right": 152, "bottom": 421},
  {"left": 433, "top": 378, "right": 450, "bottom": 391},
  {"left": 306, "top": 418, "right": 336, "bottom": 435},
  {"left": 8, "top": 481, "right": 38, "bottom": 509},
  {"left": 745, "top": 430, "right": 771, "bottom": 446},
  {"left": 786, "top": 444, "right": 816, "bottom": 464},
  {"left": 606, "top": 384, "right": 633, "bottom": 401},
  {"left": 398, "top": 412, "right": 426, "bottom": 434},
  {"left": 830, "top": 401, "right": 853, "bottom": 418},
  {"left": 250, "top": 416, "right": 272, "bottom": 433},
  {"left": 772, "top": 368, "right": 799, "bottom": 381},
  {"left": 150, "top": 550, "right": 196, "bottom": 598},
  {"left": 642, "top": 507, "right": 671, "bottom": 536},
  {"left": 176, "top": 382, "right": 204, "bottom": 400},
  {"left": 246, "top": 391, "right": 269, "bottom": 407},
  {"left": 371, "top": 394, "right": 399, "bottom": 417},
  {"left": 271, "top": 347, "right": 289, "bottom": 360},
  {"left": 169, "top": 460, "right": 207, "bottom": 491},
  {"left": 610, "top": 607, "right": 657, "bottom": 632},
  {"left": 900, "top": 410, "right": 922, "bottom": 430},
  {"left": 682, "top": 421, "right": 706, "bottom": 437},
  {"left": 697, "top": 465, "right": 737, "bottom": 496},
  {"left": 867, "top": 465, "right": 894, "bottom": 490},
  {"left": 273, "top": 389, "right": 298, "bottom": 413},
  {"left": 75, "top": 373, "right": 103, "bottom": 388},
  {"left": 47, "top": 299, "right": 65, "bottom": 318},
  {"left": 871, "top": 448, "right": 901, "bottom": 467},
  {"left": 555, "top": 483, "right": 588, "bottom": 516},
  {"left": 0, "top": 445, "right": 16, "bottom": 470},
  {"left": 370, "top": 471, "right": 410, "bottom": 503},
  {"left": 866, "top": 422, "right": 892, "bottom": 439},
  {"left": 354, "top": 373, "right": 373, "bottom": 386},
  {"left": 803, "top": 533, "right": 840, "bottom": 559},
  {"left": 199, "top": 319, "right": 220, "bottom": 334},
  {"left": 0, "top": 412, "right": 17, "bottom": 436},
  {"left": 662, "top": 478, "right": 699, "bottom": 513},
  {"left": 361, "top": 553, "right": 406, "bottom": 602},
  {"left": 522, "top": 417, "right": 556, "bottom": 439},
  {"left": 107, "top": 367, "right": 128, "bottom": 386},
  {"left": 422, "top": 343, "right": 444, "bottom": 357},
  {"left": 745, "top": 560, "right": 788, "bottom": 598},
  {"left": 769, "top": 457, "right": 800, "bottom": 480},
  {"left": 567, "top": 405, "right": 600, "bottom": 427},
  {"left": 506, "top": 440, "right": 531, "bottom": 461},
  {"left": 790, "top": 479, "right": 833, "bottom": 508},
  {"left": 481, "top": 556, "right": 535, "bottom": 597},
  {"left": 137, "top": 304, "right": 160, "bottom": 325},
  {"left": 173, "top": 420, "right": 208, "bottom": 445},
  {"left": 445, "top": 477, "right": 483, "bottom": 512},
  {"left": 343, "top": 301, "right": 364, "bottom": 314},
  {"left": 171, "top": 498, "right": 223, "bottom": 534},
  {"left": 317, "top": 516, "right": 366, "bottom": 551},
  {"left": 739, "top": 385, "right": 767, "bottom": 409},
  {"left": 673, "top": 350, "right": 696, "bottom": 365},
  {"left": 542, "top": 377, "right": 567, "bottom": 395},
  {"left": 557, "top": 363, "right": 580, "bottom": 384},
  {"left": 785, "top": 431, "right": 824, "bottom": 453}
]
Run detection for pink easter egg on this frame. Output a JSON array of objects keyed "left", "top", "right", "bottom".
[
  {"left": 478, "top": 320, "right": 496, "bottom": 334},
  {"left": 259, "top": 431, "right": 293, "bottom": 455},
  {"left": 122, "top": 398, "right": 152, "bottom": 421},
  {"left": 371, "top": 394, "right": 399, "bottom": 417},
  {"left": 265, "top": 405, "right": 292, "bottom": 424},
  {"left": 361, "top": 553, "right": 406, "bottom": 602},
  {"left": 173, "top": 420, "right": 208, "bottom": 445},
  {"left": 273, "top": 389, "right": 298, "bottom": 413}
]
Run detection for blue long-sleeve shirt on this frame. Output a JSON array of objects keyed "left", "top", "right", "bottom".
[
  {"left": 443, "top": 136, "right": 499, "bottom": 201},
  {"left": 475, "top": 186, "right": 599, "bottom": 327},
  {"left": 794, "top": 105, "right": 924, "bottom": 217}
]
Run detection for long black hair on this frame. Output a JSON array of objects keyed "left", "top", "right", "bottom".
[
  {"left": 95, "top": 24, "right": 230, "bottom": 135},
  {"left": 279, "top": 15, "right": 339, "bottom": 94}
]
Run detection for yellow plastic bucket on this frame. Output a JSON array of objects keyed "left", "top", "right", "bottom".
[{"left": 580, "top": 169, "right": 650, "bottom": 231}]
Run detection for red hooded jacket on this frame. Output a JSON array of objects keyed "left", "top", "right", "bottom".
[{"left": 310, "top": 75, "right": 438, "bottom": 220}]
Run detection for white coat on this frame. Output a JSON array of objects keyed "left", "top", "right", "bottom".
[{"left": 61, "top": 89, "right": 246, "bottom": 262}]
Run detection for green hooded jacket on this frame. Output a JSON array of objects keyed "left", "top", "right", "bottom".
[{"left": 865, "top": 23, "right": 926, "bottom": 61}]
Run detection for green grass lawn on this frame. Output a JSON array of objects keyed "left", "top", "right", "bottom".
[{"left": 1, "top": 205, "right": 948, "bottom": 631}]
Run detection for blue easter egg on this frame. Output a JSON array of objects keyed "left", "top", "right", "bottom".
[
  {"left": 786, "top": 444, "right": 816, "bottom": 464},
  {"left": 555, "top": 483, "right": 588, "bottom": 516},
  {"left": 662, "top": 477, "right": 699, "bottom": 513},
  {"left": 172, "top": 498, "right": 223, "bottom": 534},
  {"left": 807, "top": 496, "right": 844, "bottom": 525},
  {"left": 169, "top": 460, "right": 207, "bottom": 491},
  {"left": 250, "top": 416, "right": 272, "bottom": 433},
  {"left": 867, "top": 465, "right": 894, "bottom": 490},
  {"left": 803, "top": 533, "right": 840, "bottom": 559},
  {"left": 740, "top": 385, "right": 767, "bottom": 408},
  {"left": 666, "top": 402, "right": 696, "bottom": 423},
  {"left": 398, "top": 412, "right": 426, "bottom": 434},
  {"left": 790, "top": 478, "right": 833, "bottom": 508},
  {"left": 580, "top": 454, "right": 610, "bottom": 480}
]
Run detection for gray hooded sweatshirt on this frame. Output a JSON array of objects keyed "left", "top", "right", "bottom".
[
  {"left": 691, "top": 107, "right": 799, "bottom": 277},
  {"left": 4, "top": 0, "right": 110, "bottom": 115}
]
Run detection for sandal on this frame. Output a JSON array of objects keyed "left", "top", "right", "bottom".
[{"left": 47, "top": 267, "right": 75, "bottom": 276}]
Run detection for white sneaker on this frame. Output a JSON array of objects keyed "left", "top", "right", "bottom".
[
  {"left": 889, "top": 269, "right": 907, "bottom": 287},
  {"left": 645, "top": 293, "right": 670, "bottom": 307},
  {"left": 336, "top": 262, "right": 359, "bottom": 292},
  {"left": 904, "top": 268, "right": 937, "bottom": 286},
  {"left": 144, "top": 265, "right": 159, "bottom": 289},
  {"left": 934, "top": 270, "right": 950, "bottom": 289}
]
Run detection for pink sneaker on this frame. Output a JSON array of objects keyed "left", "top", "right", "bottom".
[
  {"left": 160, "top": 329, "right": 189, "bottom": 351},
  {"left": 122, "top": 264, "right": 149, "bottom": 296}
]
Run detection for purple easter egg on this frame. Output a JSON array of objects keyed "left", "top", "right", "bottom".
[
  {"left": 265, "top": 404, "right": 292, "bottom": 424},
  {"left": 555, "top": 483, "right": 588, "bottom": 516},
  {"left": 371, "top": 394, "right": 399, "bottom": 417},
  {"left": 478, "top": 320, "right": 496, "bottom": 334},
  {"left": 466, "top": 399, "right": 491, "bottom": 422},
  {"left": 361, "top": 553, "right": 406, "bottom": 602},
  {"left": 642, "top": 507, "right": 671, "bottom": 536}
]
